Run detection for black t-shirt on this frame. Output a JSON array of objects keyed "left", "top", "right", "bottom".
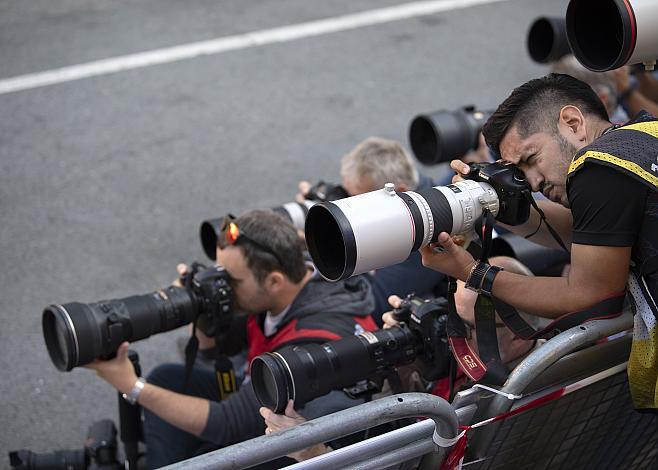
[{"left": 568, "top": 163, "right": 650, "bottom": 247}]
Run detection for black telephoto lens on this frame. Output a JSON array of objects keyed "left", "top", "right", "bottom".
[
  {"left": 43, "top": 286, "right": 196, "bottom": 371},
  {"left": 526, "top": 17, "right": 570, "bottom": 64},
  {"left": 251, "top": 326, "right": 421, "bottom": 413},
  {"left": 408, "top": 107, "right": 492, "bottom": 166},
  {"left": 9, "top": 449, "right": 87, "bottom": 470}
]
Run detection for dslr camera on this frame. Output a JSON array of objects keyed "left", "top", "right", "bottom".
[
  {"left": 9, "top": 419, "right": 120, "bottom": 470},
  {"left": 42, "top": 262, "right": 233, "bottom": 371},
  {"left": 251, "top": 296, "right": 449, "bottom": 413},
  {"left": 305, "top": 161, "right": 531, "bottom": 282}
]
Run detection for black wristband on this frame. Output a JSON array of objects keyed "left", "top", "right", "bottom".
[
  {"left": 465, "top": 262, "right": 490, "bottom": 293},
  {"left": 480, "top": 265, "right": 503, "bottom": 297}
]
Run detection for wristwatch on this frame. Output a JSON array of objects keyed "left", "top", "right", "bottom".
[{"left": 122, "top": 377, "right": 146, "bottom": 405}]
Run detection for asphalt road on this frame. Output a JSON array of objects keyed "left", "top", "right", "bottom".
[{"left": 0, "top": 0, "right": 567, "bottom": 461}]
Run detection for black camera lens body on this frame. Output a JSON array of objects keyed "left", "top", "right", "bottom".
[
  {"left": 9, "top": 449, "right": 87, "bottom": 470},
  {"left": 408, "top": 106, "right": 492, "bottom": 166},
  {"left": 305, "top": 162, "right": 531, "bottom": 282},
  {"left": 9, "top": 419, "right": 119, "bottom": 470},
  {"left": 526, "top": 17, "right": 570, "bottom": 64},
  {"left": 251, "top": 298, "right": 449, "bottom": 413},
  {"left": 42, "top": 265, "right": 233, "bottom": 371}
]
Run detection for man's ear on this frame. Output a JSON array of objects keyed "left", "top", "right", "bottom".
[
  {"left": 558, "top": 105, "right": 587, "bottom": 142},
  {"left": 264, "top": 271, "right": 285, "bottom": 293},
  {"left": 396, "top": 183, "right": 409, "bottom": 192}
]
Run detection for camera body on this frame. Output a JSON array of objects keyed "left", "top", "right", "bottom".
[
  {"left": 250, "top": 296, "right": 449, "bottom": 413},
  {"left": 391, "top": 296, "right": 450, "bottom": 382},
  {"left": 466, "top": 161, "right": 531, "bottom": 226},
  {"left": 185, "top": 263, "right": 234, "bottom": 337},
  {"left": 42, "top": 263, "right": 234, "bottom": 371},
  {"left": 9, "top": 419, "right": 120, "bottom": 470}
]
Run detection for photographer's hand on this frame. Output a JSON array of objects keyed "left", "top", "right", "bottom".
[
  {"left": 420, "top": 232, "right": 477, "bottom": 281},
  {"left": 295, "top": 180, "right": 312, "bottom": 203},
  {"left": 260, "top": 400, "right": 329, "bottom": 461},
  {"left": 450, "top": 159, "right": 472, "bottom": 183},
  {"left": 84, "top": 342, "right": 138, "bottom": 395},
  {"left": 381, "top": 295, "right": 403, "bottom": 329}
]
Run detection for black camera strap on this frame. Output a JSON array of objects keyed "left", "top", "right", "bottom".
[
  {"left": 523, "top": 192, "right": 569, "bottom": 253},
  {"left": 447, "top": 210, "right": 508, "bottom": 386}
]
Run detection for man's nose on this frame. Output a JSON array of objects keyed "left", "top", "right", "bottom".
[{"left": 525, "top": 172, "right": 543, "bottom": 192}]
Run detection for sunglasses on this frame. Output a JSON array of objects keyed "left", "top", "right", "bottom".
[{"left": 218, "top": 215, "right": 285, "bottom": 267}]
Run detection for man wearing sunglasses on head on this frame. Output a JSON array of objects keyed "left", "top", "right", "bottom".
[{"left": 86, "top": 209, "right": 377, "bottom": 468}]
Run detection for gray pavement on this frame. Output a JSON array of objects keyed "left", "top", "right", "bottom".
[{"left": 0, "top": 0, "right": 567, "bottom": 463}]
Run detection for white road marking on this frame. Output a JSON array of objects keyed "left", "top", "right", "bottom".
[{"left": 0, "top": 0, "right": 508, "bottom": 95}]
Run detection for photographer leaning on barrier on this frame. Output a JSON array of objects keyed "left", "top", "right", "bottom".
[
  {"left": 298, "top": 137, "right": 445, "bottom": 321},
  {"left": 86, "top": 209, "right": 377, "bottom": 468},
  {"left": 424, "top": 73, "right": 658, "bottom": 411},
  {"left": 259, "top": 256, "right": 544, "bottom": 463}
]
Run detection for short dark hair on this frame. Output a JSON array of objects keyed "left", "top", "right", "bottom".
[
  {"left": 233, "top": 209, "right": 307, "bottom": 284},
  {"left": 482, "top": 73, "right": 610, "bottom": 156}
]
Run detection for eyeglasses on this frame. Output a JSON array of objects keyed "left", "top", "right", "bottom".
[{"left": 218, "top": 215, "right": 285, "bottom": 267}]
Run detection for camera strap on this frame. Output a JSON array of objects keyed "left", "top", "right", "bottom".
[
  {"left": 446, "top": 210, "right": 507, "bottom": 386},
  {"left": 214, "top": 349, "right": 237, "bottom": 401},
  {"left": 523, "top": 192, "right": 569, "bottom": 253},
  {"left": 447, "top": 279, "right": 508, "bottom": 387}
]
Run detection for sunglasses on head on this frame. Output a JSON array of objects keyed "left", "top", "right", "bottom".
[{"left": 218, "top": 215, "right": 285, "bottom": 267}]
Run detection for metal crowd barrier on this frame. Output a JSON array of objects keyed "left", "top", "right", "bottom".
[
  {"left": 165, "top": 311, "right": 657, "bottom": 470},
  {"left": 161, "top": 392, "right": 459, "bottom": 470}
]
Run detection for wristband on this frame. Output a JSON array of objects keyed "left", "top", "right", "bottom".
[
  {"left": 465, "top": 262, "right": 490, "bottom": 293},
  {"left": 480, "top": 265, "right": 504, "bottom": 297},
  {"left": 122, "top": 377, "right": 146, "bottom": 405}
]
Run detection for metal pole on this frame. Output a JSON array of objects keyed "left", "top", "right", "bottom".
[
  {"left": 161, "top": 393, "right": 459, "bottom": 470},
  {"left": 283, "top": 420, "right": 435, "bottom": 470}
]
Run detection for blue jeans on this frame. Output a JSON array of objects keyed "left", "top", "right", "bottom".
[{"left": 143, "top": 363, "right": 220, "bottom": 469}]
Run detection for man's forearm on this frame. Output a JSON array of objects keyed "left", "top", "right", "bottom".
[
  {"left": 138, "top": 383, "right": 210, "bottom": 436},
  {"left": 490, "top": 271, "right": 620, "bottom": 318}
]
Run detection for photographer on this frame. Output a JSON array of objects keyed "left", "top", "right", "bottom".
[
  {"left": 299, "top": 137, "right": 445, "bottom": 320},
  {"left": 259, "top": 256, "right": 544, "bottom": 462},
  {"left": 86, "top": 209, "right": 377, "bottom": 468},
  {"left": 384, "top": 256, "right": 545, "bottom": 399},
  {"left": 423, "top": 73, "right": 657, "bottom": 411}
]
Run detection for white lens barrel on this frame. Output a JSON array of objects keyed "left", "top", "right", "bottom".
[
  {"left": 434, "top": 180, "right": 499, "bottom": 235},
  {"left": 329, "top": 184, "right": 419, "bottom": 276},
  {"left": 630, "top": 0, "right": 658, "bottom": 66},
  {"left": 567, "top": 0, "right": 658, "bottom": 72},
  {"left": 305, "top": 180, "right": 500, "bottom": 281}
]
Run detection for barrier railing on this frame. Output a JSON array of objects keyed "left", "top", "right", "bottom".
[
  {"left": 161, "top": 392, "right": 459, "bottom": 470},
  {"left": 164, "top": 311, "right": 656, "bottom": 470}
]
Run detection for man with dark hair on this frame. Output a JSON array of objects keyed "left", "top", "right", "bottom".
[
  {"left": 86, "top": 209, "right": 377, "bottom": 467},
  {"left": 421, "top": 73, "right": 658, "bottom": 411}
]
